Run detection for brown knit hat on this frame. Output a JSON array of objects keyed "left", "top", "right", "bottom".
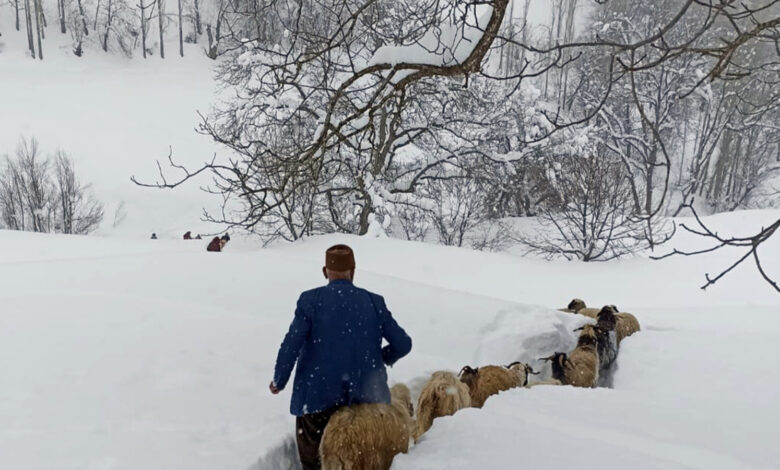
[{"left": 325, "top": 244, "right": 356, "bottom": 271}]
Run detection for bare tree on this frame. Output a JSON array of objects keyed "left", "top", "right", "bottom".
[
  {"left": 53, "top": 151, "right": 104, "bottom": 234},
  {"left": 130, "top": 0, "right": 780, "bottom": 287},
  {"left": 517, "top": 152, "right": 669, "bottom": 261},
  {"left": 0, "top": 137, "right": 103, "bottom": 235}
]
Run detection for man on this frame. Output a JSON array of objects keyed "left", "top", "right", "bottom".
[{"left": 270, "top": 244, "right": 412, "bottom": 470}]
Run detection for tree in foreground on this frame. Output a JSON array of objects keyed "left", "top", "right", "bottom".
[{"left": 135, "top": 0, "right": 780, "bottom": 289}]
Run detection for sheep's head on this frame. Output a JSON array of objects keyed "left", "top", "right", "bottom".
[
  {"left": 540, "top": 352, "right": 570, "bottom": 382},
  {"left": 576, "top": 324, "right": 599, "bottom": 348},
  {"left": 458, "top": 365, "right": 479, "bottom": 389},
  {"left": 505, "top": 361, "right": 540, "bottom": 386},
  {"left": 596, "top": 305, "right": 618, "bottom": 331},
  {"left": 567, "top": 298, "right": 586, "bottom": 312},
  {"left": 390, "top": 383, "right": 414, "bottom": 418}
]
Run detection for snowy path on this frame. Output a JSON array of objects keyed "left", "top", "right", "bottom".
[{"left": 395, "top": 305, "right": 780, "bottom": 470}]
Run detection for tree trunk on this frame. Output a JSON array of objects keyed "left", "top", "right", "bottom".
[
  {"left": 59, "top": 0, "right": 67, "bottom": 33},
  {"left": 177, "top": 0, "right": 183, "bottom": 57},
  {"left": 34, "top": 0, "right": 43, "bottom": 59},
  {"left": 157, "top": 0, "right": 165, "bottom": 58},
  {"left": 77, "top": 0, "right": 89, "bottom": 35},
  {"left": 15, "top": 0, "right": 20, "bottom": 31},
  {"left": 102, "top": 0, "right": 112, "bottom": 52},
  {"left": 140, "top": 0, "right": 147, "bottom": 58},
  {"left": 94, "top": 0, "right": 100, "bottom": 30},
  {"left": 24, "top": 0, "right": 35, "bottom": 58},
  {"left": 193, "top": 0, "right": 201, "bottom": 36}
]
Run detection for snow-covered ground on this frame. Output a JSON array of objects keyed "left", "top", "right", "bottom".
[{"left": 0, "top": 209, "right": 778, "bottom": 470}]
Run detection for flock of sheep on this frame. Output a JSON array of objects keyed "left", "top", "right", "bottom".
[{"left": 316, "top": 299, "right": 641, "bottom": 470}]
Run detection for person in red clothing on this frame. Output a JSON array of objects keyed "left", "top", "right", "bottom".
[
  {"left": 206, "top": 236, "right": 221, "bottom": 252},
  {"left": 206, "top": 234, "right": 230, "bottom": 252},
  {"left": 183, "top": 231, "right": 192, "bottom": 240}
]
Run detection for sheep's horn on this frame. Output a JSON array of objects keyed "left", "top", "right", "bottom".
[
  {"left": 539, "top": 355, "right": 555, "bottom": 362},
  {"left": 573, "top": 326, "right": 584, "bottom": 332},
  {"left": 527, "top": 365, "right": 541, "bottom": 375}
]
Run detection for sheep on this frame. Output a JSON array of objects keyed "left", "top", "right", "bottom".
[
  {"left": 457, "top": 362, "right": 538, "bottom": 408},
  {"left": 539, "top": 352, "right": 569, "bottom": 384},
  {"left": 540, "top": 324, "right": 600, "bottom": 388},
  {"left": 593, "top": 305, "right": 619, "bottom": 371},
  {"left": 608, "top": 305, "right": 641, "bottom": 343},
  {"left": 319, "top": 383, "right": 415, "bottom": 470},
  {"left": 559, "top": 298, "right": 600, "bottom": 319},
  {"left": 413, "top": 371, "right": 471, "bottom": 440}
]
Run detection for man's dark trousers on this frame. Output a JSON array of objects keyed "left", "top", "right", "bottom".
[{"left": 295, "top": 407, "right": 338, "bottom": 470}]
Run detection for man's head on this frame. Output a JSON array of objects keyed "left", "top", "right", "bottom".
[{"left": 323, "top": 244, "right": 356, "bottom": 281}]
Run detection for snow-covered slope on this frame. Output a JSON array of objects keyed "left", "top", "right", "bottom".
[
  {"left": 0, "top": 18, "right": 221, "bottom": 239},
  {"left": 0, "top": 209, "right": 778, "bottom": 470}
]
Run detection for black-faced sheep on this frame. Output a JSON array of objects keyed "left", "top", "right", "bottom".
[
  {"left": 541, "top": 324, "right": 600, "bottom": 388},
  {"left": 559, "top": 298, "right": 600, "bottom": 319},
  {"left": 593, "top": 305, "right": 619, "bottom": 371},
  {"left": 414, "top": 371, "right": 471, "bottom": 440},
  {"left": 457, "top": 362, "right": 537, "bottom": 408},
  {"left": 319, "top": 383, "right": 415, "bottom": 470}
]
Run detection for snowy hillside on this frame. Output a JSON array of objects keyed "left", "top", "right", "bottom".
[
  {"left": 0, "top": 17, "right": 221, "bottom": 239},
  {"left": 1, "top": 209, "right": 778, "bottom": 470}
]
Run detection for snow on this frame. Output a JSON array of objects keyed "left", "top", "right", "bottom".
[
  {"left": 0, "top": 208, "right": 778, "bottom": 470},
  {"left": 0, "top": 19, "right": 222, "bottom": 239},
  {"left": 367, "top": 4, "right": 494, "bottom": 68}
]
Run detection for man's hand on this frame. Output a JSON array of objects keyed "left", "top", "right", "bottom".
[{"left": 269, "top": 381, "right": 281, "bottom": 395}]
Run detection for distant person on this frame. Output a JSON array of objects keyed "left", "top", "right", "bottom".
[
  {"left": 206, "top": 234, "right": 230, "bottom": 252},
  {"left": 151, "top": 233, "right": 158, "bottom": 240},
  {"left": 195, "top": 234, "right": 202, "bottom": 240},
  {"left": 183, "top": 231, "right": 192, "bottom": 240},
  {"left": 206, "top": 236, "right": 222, "bottom": 252},
  {"left": 270, "top": 244, "right": 411, "bottom": 470}
]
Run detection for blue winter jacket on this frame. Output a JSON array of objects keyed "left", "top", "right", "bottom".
[{"left": 273, "top": 279, "right": 412, "bottom": 416}]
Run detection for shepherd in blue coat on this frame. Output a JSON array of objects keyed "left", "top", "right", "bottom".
[{"left": 270, "top": 244, "right": 412, "bottom": 470}]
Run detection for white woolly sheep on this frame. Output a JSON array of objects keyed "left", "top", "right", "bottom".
[
  {"left": 414, "top": 371, "right": 471, "bottom": 440},
  {"left": 457, "top": 362, "right": 538, "bottom": 408},
  {"left": 319, "top": 383, "right": 415, "bottom": 470}
]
